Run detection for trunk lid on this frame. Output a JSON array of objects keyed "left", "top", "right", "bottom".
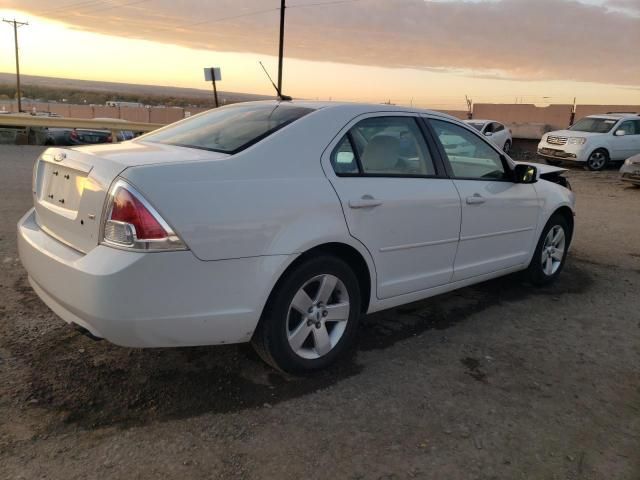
[{"left": 33, "top": 141, "right": 228, "bottom": 253}]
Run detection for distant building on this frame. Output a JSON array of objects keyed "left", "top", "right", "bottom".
[{"left": 106, "top": 101, "right": 145, "bottom": 108}]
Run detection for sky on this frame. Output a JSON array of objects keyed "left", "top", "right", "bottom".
[{"left": 1, "top": 0, "right": 639, "bottom": 109}]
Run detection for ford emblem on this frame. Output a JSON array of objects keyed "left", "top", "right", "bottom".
[{"left": 54, "top": 152, "right": 66, "bottom": 162}]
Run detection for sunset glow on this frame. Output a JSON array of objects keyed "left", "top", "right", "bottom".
[{"left": 1, "top": 1, "right": 639, "bottom": 109}]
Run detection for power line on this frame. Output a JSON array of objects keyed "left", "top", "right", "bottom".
[
  {"left": 178, "top": 8, "right": 280, "bottom": 28},
  {"left": 39, "top": 0, "right": 151, "bottom": 19},
  {"left": 288, "top": 0, "right": 366, "bottom": 8},
  {"left": 35, "top": 0, "right": 118, "bottom": 16},
  {"left": 2, "top": 18, "right": 28, "bottom": 113}
]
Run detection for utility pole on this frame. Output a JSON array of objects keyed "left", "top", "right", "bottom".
[
  {"left": 277, "top": 0, "right": 286, "bottom": 97},
  {"left": 3, "top": 18, "right": 28, "bottom": 113}
]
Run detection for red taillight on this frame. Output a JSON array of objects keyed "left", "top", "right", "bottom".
[
  {"left": 102, "top": 179, "right": 186, "bottom": 251},
  {"left": 110, "top": 187, "right": 167, "bottom": 239}
]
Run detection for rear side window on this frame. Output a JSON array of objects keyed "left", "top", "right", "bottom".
[
  {"left": 618, "top": 120, "right": 640, "bottom": 135},
  {"left": 330, "top": 116, "right": 436, "bottom": 176},
  {"left": 142, "top": 103, "right": 314, "bottom": 154}
]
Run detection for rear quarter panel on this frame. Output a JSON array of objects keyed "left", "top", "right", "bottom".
[{"left": 120, "top": 107, "right": 369, "bottom": 262}]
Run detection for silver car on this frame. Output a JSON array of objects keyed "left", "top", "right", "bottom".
[{"left": 620, "top": 154, "right": 640, "bottom": 186}]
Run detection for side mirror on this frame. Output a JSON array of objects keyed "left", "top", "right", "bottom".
[
  {"left": 615, "top": 129, "right": 626, "bottom": 137},
  {"left": 513, "top": 164, "right": 538, "bottom": 184},
  {"left": 484, "top": 131, "right": 493, "bottom": 137}
]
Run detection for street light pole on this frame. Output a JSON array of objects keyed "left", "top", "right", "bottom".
[{"left": 3, "top": 18, "right": 28, "bottom": 113}]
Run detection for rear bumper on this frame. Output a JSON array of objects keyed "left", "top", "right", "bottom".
[{"left": 17, "top": 208, "right": 293, "bottom": 348}]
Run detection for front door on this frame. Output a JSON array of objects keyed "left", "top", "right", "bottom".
[
  {"left": 324, "top": 114, "right": 462, "bottom": 299},
  {"left": 427, "top": 118, "right": 540, "bottom": 281}
]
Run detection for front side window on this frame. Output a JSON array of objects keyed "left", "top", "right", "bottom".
[
  {"left": 330, "top": 116, "right": 435, "bottom": 176},
  {"left": 430, "top": 119, "right": 506, "bottom": 180},
  {"left": 141, "top": 103, "right": 314, "bottom": 154},
  {"left": 493, "top": 122, "right": 505, "bottom": 133}
]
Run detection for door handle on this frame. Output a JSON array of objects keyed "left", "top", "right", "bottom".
[
  {"left": 466, "top": 193, "right": 486, "bottom": 205},
  {"left": 349, "top": 195, "right": 383, "bottom": 209}
]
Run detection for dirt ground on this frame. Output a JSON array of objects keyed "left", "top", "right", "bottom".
[{"left": 1, "top": 145, "right": 638, "bottom": 480}]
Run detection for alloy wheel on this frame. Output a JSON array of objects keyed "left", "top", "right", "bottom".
[
  {"left": 588, "top": 151, "right": 607, "bottom": 170},
  {"left": 287, "top": 274, "right": 351, "bottom": 359},
  {"left": 541, "top": 225, "right": 566, "bottom": 276},
  {"left": 286, "top": 274, "right": 350, "bottom": 359}
]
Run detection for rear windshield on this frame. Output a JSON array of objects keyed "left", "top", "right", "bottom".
[
  {"left": 141, "top": 103, "right": 314, "bottom": 154},
  {"left": 570, "top": 117, "right": 618, "bottom": 133}
]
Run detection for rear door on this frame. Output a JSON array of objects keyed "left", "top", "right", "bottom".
[
  {"left": 323, "top": 114, "right": 461, "bottom": 299},
  {"left": 426, "top": 117, "right": 540, "bottom": 281},
  {"left": 612, "top": 120, "right": 640, "bottom": 160}
]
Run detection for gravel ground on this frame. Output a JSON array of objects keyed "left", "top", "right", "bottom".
[{"left": 0, "top": 145, "right": 638, "bottom": 480}]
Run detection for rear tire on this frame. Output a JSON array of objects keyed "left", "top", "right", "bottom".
[
  {"left": 252, "top": 255, "right": 361, "bottom": 374},
  {"left": 586, "top": 149, "right": 609, "bottom": 171},
  {"left": 525, "top": 214, "right": 570, "bottom": 286}
]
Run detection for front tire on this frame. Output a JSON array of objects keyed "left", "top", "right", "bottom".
[
  {"left": 586, "top": 149, "right": 609, "bottom": 171},
  {"left": 525, "top": 214, "right": 570, "bottom": 286},
  {"left": 503, "top": 140, "right": 511, "bottom": 154},
  {"left": 252, "top": 256, "right": 361, "bottom": 373}
]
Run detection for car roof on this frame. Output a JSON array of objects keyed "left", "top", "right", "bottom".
[
  {"left": 464, "top": 119, "right": 492, "bottom": 124},
  {"left": 231, "top": 100, "right": 462, "bottom": 122},
  {"left": 587, "top": 113, "right": 639, "bottom": 120}
]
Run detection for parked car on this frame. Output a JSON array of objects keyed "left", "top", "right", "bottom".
[
  {"left": 46, "top": 119, "right": 136, "bottom": 146},
  {"left": 620, "top": 153, "right": 640, "bottom": 186},
  {"left": 46, "top": 127, "right": 113, "bottom": 146},
  {"left": 464, "top": 119, "right": 513, "bottom": 153},
  {"left": 537, "top": 113, "right": 640, "bottom": 171},
  {"left": 18, "top": 101, "right": 575, "bottom": 373}
]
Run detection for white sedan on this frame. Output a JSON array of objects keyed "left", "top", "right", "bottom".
[
  {"left": 464, "top": 119, "right": 513, "bottom": 153},
  {"left": 18, "top": 101, "right": 575, "bottom": 373}
]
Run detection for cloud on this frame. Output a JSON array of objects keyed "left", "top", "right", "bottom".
[
  {"left": 606, "top": 0, "right": 640, "bottom": 14},
  {"left": 9, "top": 0, "right": 640, "bottom": 86}
]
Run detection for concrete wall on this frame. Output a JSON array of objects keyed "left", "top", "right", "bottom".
[
  {"left": 5, "top": 102, "right": 640, "bottom": 137},
  {"left": 473, "top": 104, "right": 574, "bottom": 131},
  {"left": 435, "top": 109, "right": 468, "bottom": 120}
]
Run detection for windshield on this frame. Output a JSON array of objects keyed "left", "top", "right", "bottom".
[
  {"left": 570, "top": 117, "right": 618, "bottom": 134},
  {"left": 466, "top": 122, "right": 485, "bottom": 132},
  {"left": 141, "top": 103, "right": 314, "bottom": 154}
]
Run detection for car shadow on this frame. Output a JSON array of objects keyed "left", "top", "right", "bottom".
[{"left": 11, "top": 261, "right": 592, "bottom": 431}]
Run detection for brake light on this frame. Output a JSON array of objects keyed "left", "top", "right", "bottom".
[
  {"left": 102, "top": 179, "right": 186, "bottom": 251},
  {"left": 110, "top": 188, "right": 166, "bottom": 239}
]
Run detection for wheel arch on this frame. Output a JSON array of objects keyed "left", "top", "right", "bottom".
[
  {"left": 261, "top": 242, "right": 374, "bottom": 323},
  {"left": 551, "top": 206, "right": 575, "bottom": 247},
  {"left": 589, "top": 146, "right": 610, "bottom": 159}
]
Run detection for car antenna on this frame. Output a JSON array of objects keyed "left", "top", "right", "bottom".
[{"left": 259, "top": 61, "right": 292, "bottom": 101}]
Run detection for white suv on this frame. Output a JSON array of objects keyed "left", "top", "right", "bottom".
[{"left": 537, "top": 113, "right": 640, "bottom": 171}]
